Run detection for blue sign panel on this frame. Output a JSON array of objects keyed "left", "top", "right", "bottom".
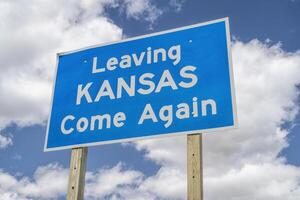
[{"left": 45, "top": 18, "right": 237, "bottom": 151}]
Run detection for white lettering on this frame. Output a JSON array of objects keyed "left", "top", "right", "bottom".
[
  {"left": 155, "top": 70, "right": 178, "bottom": 93},
  {"left": 92, "top": 57, "right": 106, "bottom": 73},
  {"left": 76, "top": 83, "right": 93, "bottom": 105},
  {"left": 120, "top": 55, "right": 131, "bottom": 68},
  {"left": 153, "top": 48, "right": 166, "bottom": 63},
  {"left": 95, "top": 80, "right": 115, "bottom": 102},
  {"left": 117, "top": 76, "right": 135, "bottom": 98},
  {"left": 179, "top": 65, "right": 198, "bottom": 88},
  {"left": 201, "top": 99, "right": 217, "bottom": 116},
  {"left": 138, "top": 104, "right": 158, "bottom": 124},
  {"left": 132, "top": 52, "right": 145, "bottom": 66},
  {"left": 168, "top": 45, "right": 181, "bottom": 65},
  {"left": 159, "top": 105, "right": 173, "bottom": 128},
  {"left": 113, "top": 112, "right": 126, "bottom": 127},
  {"left": 138, "top": 73, "right": 155, "bottom": 95},
  {"left": 90, "top": 114, "right": 111, "bottom": 130},
  {"left": 76, "top": 117, "right": 89, "bottom": 132},
  {"left": 176, "top": 103, "right": 190, "bottom": 119},
  {"left": 61, "top": 115, "right": 75, "bottom": 134},
  {"left": 106, "top": 57, "right": 118, "bottom": 71}
]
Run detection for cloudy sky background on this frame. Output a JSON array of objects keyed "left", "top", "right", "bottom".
[{"left": 0, "top": 0, "right": 300, "bottom": 199}]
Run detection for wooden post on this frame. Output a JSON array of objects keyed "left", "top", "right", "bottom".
[
  {"left": 67, "top": 147, "right": 88, "bottom": 200},
  {"left": 187, "top": 133, "right": 203, "bottom": 200}
]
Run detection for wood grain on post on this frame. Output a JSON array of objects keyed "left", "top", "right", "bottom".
[
  {"left": 187, "top": 133, "right": 203, "bottom": 200},
  {"left": 67, "top": 147, "right": 88, "bottom": 200}
]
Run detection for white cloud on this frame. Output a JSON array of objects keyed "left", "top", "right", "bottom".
[
  {"left": 0, "top": 0, "right": 184, "bottom": 129},
  {"left": 169, "top": 0, "right": 185, "bottom": 12},
  {"left": 0, "top": 162, "right": 184, "bottom": 200},
  {"left": 85, "top": 163, "right": 144, "bottom": 199},
  {"left": 122, "top": 0, "right": 163, "bottom": 24},
  {"left": 120, "top": 0, "right": 187, "bottom": 24},
  {"left": 204, "top": 40, "right": 300, "bottom": 173},
  {"left": 138, "top": 166, "right": 186, "bottom": 199},
  {"left": 206, "top": 162, "right": 300, "bottom": 200},
  {"left": 86, "top": 162, "right": 185, "bottom": 200},
  {"left": 134, "top": 135, "right": 187, "bottom": 169},
  {"left": 0, "top": 132, "right": 13, "bottom": 149},
  {"left": 0, "top": 163, "right": 68, "bottom": 200},
  {"left": 0, "top": 0, "right": 123, "bottom": 128},
  {"left": 130, "top": 39, "right": 300, "bottom": 199},
  {"left": 120, "top": 0, "right": 186, "bottom": 25}
]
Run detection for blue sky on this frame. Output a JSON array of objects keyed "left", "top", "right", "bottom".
[{"left": 0, "top": 0, "right": 300, "bottom": 199}]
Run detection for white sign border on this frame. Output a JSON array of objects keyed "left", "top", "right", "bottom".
[{"left": 44, "top": 17, "right": 238, "bottom": 152}]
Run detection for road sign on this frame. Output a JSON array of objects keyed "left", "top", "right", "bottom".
[{"left": 44, "top": 17, "right": 237, "bottom": 151}]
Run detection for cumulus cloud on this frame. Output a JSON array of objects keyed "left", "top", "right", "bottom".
[
  {"left": 121, "top": 0, "right": 185, "bottom": 23},
  {"left": 131, "top": 39, "right": 300, "bottom": 199},
  {"left": 0, "top": 0, "right": 123, "bottom": 128},
  {"left": 206, "top": 162, "right": 300, "bottom": 200},
  {"left": 169, "top": 0, "right": 186, "bottom": 12},
  {"left": 0, "top": 163, "right": 68, "bottom": 200},
  {"left": 85, "top": 163, "right": 144, "bottom": 199},
  {"left": 0, "top": 161, "right": 186, "bottom": 200},
  {"left": 88, "top": 163, "right": 185, "bottom": 200},
  {"left": 122, "top": 0, "right": 163, "bottom": 24},
  {"left": 0, "top": 132, "right": 13, "bottom": 149},
  {"left": 0, "top": 0, "right": 183, "bottom": 129}
]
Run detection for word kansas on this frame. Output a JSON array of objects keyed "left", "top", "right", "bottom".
[{"left": 76, "top": 45, "right": 197, "bottom": 105}]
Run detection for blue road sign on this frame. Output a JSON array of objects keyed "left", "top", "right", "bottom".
[{"left": 45, "top": 18, "right": 237, "bottom": 151}]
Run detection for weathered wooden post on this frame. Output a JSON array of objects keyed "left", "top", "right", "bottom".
[
  {"left": 187, "top": 133, "right": 203, "bottom": 200},
  {"left": 67, "top": 147, "right": 88, "bottom": 200}
]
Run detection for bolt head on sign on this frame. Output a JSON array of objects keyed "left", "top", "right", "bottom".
[{"left": 44, "top": 17, "right": 238, "bottom": 151}]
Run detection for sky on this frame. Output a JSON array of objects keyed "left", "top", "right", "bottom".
[{"left": 0, "top": 0, "right": 300, "bottom": 199}]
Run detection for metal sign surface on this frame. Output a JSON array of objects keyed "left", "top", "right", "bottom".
[{"left": 45, "top": 18, "right": 237, "bottom": 151}]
